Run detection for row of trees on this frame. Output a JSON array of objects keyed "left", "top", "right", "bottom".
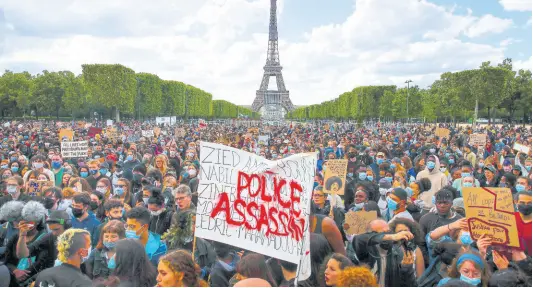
[
  {"left": 287, "top": 59, "right": 532, "bottom": 124},
  {"left": 0, "top": 64, "right": 258, "bottom": 121}
]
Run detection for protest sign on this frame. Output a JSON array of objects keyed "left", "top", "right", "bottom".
[
  {"left": 344, "top": 210, "right": 378, "bottom": 235},
  {"left": 154, "top": 127, "right": 161, "bottom": 137},
  {"left": 258, "top": 135, "right": 269, "bottom": 145},
  {"left": 463, "top": 187, "right": 520, "bottom": 247},
  {"left": 106, "top": 119, "right": 113, "bottom": 126},
  {"left": 435, "top": 128, "right": 450, "bottom": 138},
  {"left": 105, "top": 128, "right": 118, "bottom": 140},
  {"left": 59, "top": 129, "right": 74, "bottom": 141},
  {"left": 61, "top": 141, "right": 89, "bottom": 158},
  {"left": 88, "top": 127, "right": 102, "bottom": 138},
  {"left": 513, "top": 143, "right": 530, "bottom": 154},
  {"left": 27, "top": 180, "right": 54, "bottom": 197},
  {"left": 323, "top": 159, "right": 348, "bottom": 196},
  {"left": 175, "top": 128, "right": 186, "bottom": 138},
  {"left": 469, "top": 133, "right": 487, "bottom": 146},
  {"left": 142, "top": 130, "right": 154, "bottom": 138},
  {"left": 196, "top": 142, "right": 315, "bottom": 281}
]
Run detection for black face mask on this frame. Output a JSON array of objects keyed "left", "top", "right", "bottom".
[
  {"left": 43, "top": 197, "right": 56, "bottom": 210},
  {"left": 133, "top": 174, "right": 143, "bottom": 184},
  {"left": 518, "top": 204, "right": 532, "bottom": 216},
  {"left": 89, "top": 201, "right": 99, "bottom": 211},
  {"left": 72, "top": 208, "right": 85, "bottom": 218}
]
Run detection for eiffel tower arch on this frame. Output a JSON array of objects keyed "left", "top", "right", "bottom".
[{"left": 251, "top": 0, "right": 294, "bottom": 119}]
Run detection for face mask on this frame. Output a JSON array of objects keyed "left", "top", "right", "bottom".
[
  {"left": 7, "top": 185, "right": 18, "bottom": 195},
  {"left": 463, "top": 182, "right": 473, "bottom": 188},
  {"left": 169, "top": 151, "right": 176, "bottom": 157},
  {"left": 515, "top": 184, "right": 526, "bottom": 192},
  {"left": 89, "top": 169, "right": 98, "bottom": 175},
  {"left": 187, "top": 152, "right": 195, "bottom": 158},
  {"left": 72, "top": 207, "right": 85, "bottom": 218},
  {"left": 387, "top": 197, "right": 398, "bottom": 211},
  {"left": 478, "top": 163, "right": 484, "bottom": 168},
  {"left": 429, "top": 148, "right": 436, "bottom": 154},
  {"left": 51, "top": 161, "right": 62, "bottom": 169},
  {"left": 188, "top": 169, "right": 197, "bottom": 177},
  {"left": 89, "top": 201, "right": 99, "bottom": 210},
  {"left": 143, "top": 197, "right": 149, "bottom": 204},
  {"left": 10, "top": 157, "right": 17, "bottom": 162},
  {"left": 459, "top": 231, "right": 474, "bottom": 245},
  {"left": 100, "top": 169, "right": 108, "bottom": 175},
  {"left": 385, "top": 177, "right": 393, "bottom": 183},
  {"left": 151, "top": 209, "right": 164, "bottom": 217},
  {"left": 358, "top": 172, "right": 367, "bottom": 181},
  {"left": 440, "top": 167, "right": 447, "bottom": 173},
  {"left": 376, "top": 158, "right": 384, "bottom": 165},
  {"left": 427, "top": 161, "right": 436, "bottom": 169},
  {"left": 353, "top": 202, "right": 365, "bottom": 211},
  {"left": 44, "top": 197, "right": 56, "bottom": 210},
  {"left": 347, "top": 173, "right": 353, "bottom": 178},
  {"left": 80, "top": 171, "right": 89, "bottom": 178},
  {"left": 107, "top": 255, "right": 116, "bottom": 269},
  {"left": 405, "top": 187, "right": 413, "bottom": 197},
  {"left": 125, "top": 227, "right": 143, "bottom": 239},
  {"left": 33, "top": 162, "right": 44, "bottom": 169},
  {"left": 103, "top": 241, "right": 117, "bottom": 250},
  {"left": 11, "top": 167, "right": 18, "bottom": 173},
  {"left": 0, "top": 165, "right": 7, "bottom": 169},
  {"left": 379, "top": 188, "right": 388, "bottom": 196},
  {"left": 133, "top": 174, "right": 143, "bottom": 183},
  {"left": 445, "top": 153, "right": 450, "bottom": 158},
  {"left": 390, "top": 164, "right": 396, "bottom": 169},
  {"left": 461, "top": 172, "right": 471, "bottom": 178},
  {"left": 432, "top": 195, "right": 436, "bottom": 205},
  {"left": 460, "top": 274, "right": 481, "bottom": 286},
  {"left": 527, "top": 166, "right": 531, "bottom": 172},
  {"left": 114, "top": 187, "right": 124, "bottom": 196},
  {"left": 518, "top": 203, "right": 532, "bottom": 216}
]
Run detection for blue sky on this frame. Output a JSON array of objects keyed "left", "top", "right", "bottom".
[{"left": 0, "top": 0, "right": 531, "bottom": 105}]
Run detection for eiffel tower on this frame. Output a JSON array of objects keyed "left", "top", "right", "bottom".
[{"left": 251, "top": 0, "right": 294, "bottom": 119}]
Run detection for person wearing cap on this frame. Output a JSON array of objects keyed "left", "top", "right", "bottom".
[
  {"left": 15, "top": 210, "right": 71, "bottom": 281},
  {"left": 386, "top": 188, "right": 413, "bottom": 223},
  {"left": 416, "top": 155, "right": 448, "bottom": 210},
  {"left": 481, "top": 165, "right": 498, "bottom": 187}
]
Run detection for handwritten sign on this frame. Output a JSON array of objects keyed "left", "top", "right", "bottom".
[
  {"left": 463, "top": 187, "right": 519, "bottom": 247},
  {"left": 153, "top": 127, "right": 161, "bottom": 137},
  {"left": 196, "top": 142, "right": 314, "bottom": 281},
  {"left": 28, "top": 180, "right": 54, "bottom": 197},
  {"left": 469, "top": 133, "right": 487, "bottom": 146},
  {"left": 435, "top": 128, "right": 450, "bottom": 138},
  {"left": 61, "top": 141, "right": 89, "bottom": 158},
  {"left": 59, "top": 129, "right": 74, "bottom": 141},
  {"left": 175, "top": 128, "right": 186, "bottom": 138},
  {"left": 258, "top": 135, "right": 269, "bottom": 145},
  {"left": 105, "top": 128, "right": 118, "bottom": 140},
  {"left": 142, "top": 130, "right": 154, "bottom": 138},
  {"left": 344, "top": 210, "right": 377, "bottom": 235},
  {"left": 323, "top": 159, "right": 348, "bottom": 196},
  {"left": 513, "top": 143, "right": 530, "bottom": 154}
]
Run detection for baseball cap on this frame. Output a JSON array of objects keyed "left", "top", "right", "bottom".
[
  {"left": 391, "top": 188, "right": 408, "bottom": 201},
  {"left": 483, "top": 165, "right": 496, "bottom": 173},
  {"left": 379, "top": 178, "right": 392, "bottom": 189},
  {"left": 503, "top": 159, "right": 512, "bottom": 166},
  {"left": 377, "top": 152, "right": 386, "bottom": 157},
  {"left": 46, "top": 210, "right": 70, "bottom": 225}
]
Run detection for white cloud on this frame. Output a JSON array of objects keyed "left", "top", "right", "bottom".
[
  {"left": 515, "top": 56, "right": 533, "bottom": 71},
  {"left": 500, "top": 38, "right": 522, "bottom": 47},
  {"left": 0, "top": 0, "right": 519, "bottom": 107},
  {"left": 499, "top": 0, "right": 532, "bottom": 11},
  {"left": 464, "top": 15, "right": 513, "bottom": 38}
]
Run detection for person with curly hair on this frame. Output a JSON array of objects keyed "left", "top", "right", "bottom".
[
  {"left": 156, "top": 250, "right": 207, "bottom": 287},
  {"left": 337, "top": 265, "right": 377, "bottom": 287},
  {"left": 34, "top": 228, "right": 92, "bottom": 287},
  {"left": 389, "top": 218, "right": 426, "bottom": 277},
  {"left": 322, "top": 253, "right": 354, "bottom": 287},
  {"left": 325, "top": 176, "right": 343, "bottom": 195}
]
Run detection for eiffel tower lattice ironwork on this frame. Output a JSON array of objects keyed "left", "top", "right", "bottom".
[{"left": 251, "top": 0, "right": 294, "bottom": 119}]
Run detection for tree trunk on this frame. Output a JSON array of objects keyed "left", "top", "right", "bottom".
[{"left": 487, "top": 106, "right": 491, "bottom": 125}]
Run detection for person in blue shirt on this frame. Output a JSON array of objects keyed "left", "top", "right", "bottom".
[
  {"left": 125, "top": 206, "right": 167, "bottom": 267},
  {"left": 71, "top": 193, "right": 101, "bottom": 249}
]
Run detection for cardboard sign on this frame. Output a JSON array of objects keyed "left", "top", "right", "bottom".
[
  {"left": 59, "top": 129, "right": 74, "bottom": 141},
  {"left": 61, "top": 141, "right": 89, "bottom": 158},
  {"left": 105, "top": 128, "right": 118, "bottom": 140},
  {"left": 28, "top": 180, "right": 54, "bottom": 197},
  {"left": 258, "top": 135, "right": 269, "bottom": 145},
  {"left": 196, "top": 142, "right": 314, "bottom": 281},
  {"left": 153, "top": 127, "right": 161, "bottom": 137},
  {"left": 344, "top": 210, "right": 378, "bottom": 235},
  {"left": 435, "top": 128, "right": 450, "bottom": 138},
  {"left": 142, "top": 130, "right": 154, "bottom": 138},
  {"left": 469, "top": 134, "right": 487, "bottom": 146},
  {"left": 175, "top": 128, "right": 186, "bottom": 138},
  {"left": 88, "top": 127, "right": 102, "bottom": 138},
  {"left": 463, "top": 187, "right": 520, "bottom": 247},
  {"left": 513, "top": 143, "right": 530, "bottom": 154},
  {"left": 323, "top": 159, "right": 348, "bottom": 195}
]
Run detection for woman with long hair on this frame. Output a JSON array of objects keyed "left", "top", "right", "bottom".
[
  {"left": 229, "top": 253, "right": 276, "bottom": 287},
  {"left": 322, "top": 253, "right": 354, "bottom": 287},
  {"left": 156, "top": 250, "right": 207, "bottom": 287},
  {"left": 99, "top": 239, "right": 157, "bottom": 287},
  {"left": 154, "top": 155, "right": 168, "bottom": 178}
]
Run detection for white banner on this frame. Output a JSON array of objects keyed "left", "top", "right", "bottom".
[
  {"left": 61, "top": 141, "right": 88, "bottom": 158},
  {"left": 196, "top": 142, "right": 315, "bottom": 281},
  {"left": 106, "top": 119, "right": 113, "bottom": 126},
  {"left": 142, "top": 130, "right": 154, "bottom": 137}
]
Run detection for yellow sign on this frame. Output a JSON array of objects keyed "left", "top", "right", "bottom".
[
  {"left": 463, "top": 187, "right": 519, "bottom": 247},
  {"left": 469, "top": 133, "right": 487, "bottom": 146},
  {"left": 323, "top": 159, "right": 348, "bottom": 196},
  {"left": 344, "top": 210, "right": 377, "bottom": 235},
  {"left": 28, "top": 180, "right": 54, "bottom": 197},
  {"left": 435, "top": 128, "right": 450, "bottom": 138},
  {"left": 59, "top": 129, "right": 74, "bottom": 141}
]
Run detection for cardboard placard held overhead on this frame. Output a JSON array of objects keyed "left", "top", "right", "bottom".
[
  {"left": 344, "top": 210, "right": 378, "bottom": 235},
  {"left": 59, "top": 129, "right": 74, "bottom": 141},
  {"left": 61, "top": 141, "right": 89, "bottom": 158},
  {"left": 469, "top": 134, "right": 487, "bottom": 146},
  {"left": 513, "top": 143, "right": 530, "bottom": 154},
  {"left": 153, "top": 127, "right": 161, "bottom": 137},
  {"left": 142, "top": 130, "right": 154, "bottom": 138},
  {"left": 323, "top": 159, "right": 348, "bottom": 195},
  {"left": 462, "top": 187, "right": 519, "bottom": 247},
  {"left": 435, "top": 128, "right": 450, "bottom": 138}
]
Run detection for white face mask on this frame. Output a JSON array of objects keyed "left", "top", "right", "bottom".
[
  {"left": 7, "top": 185, "right": 18, "bottom": 195},
  {"left": 150, "top": 209, "right": 164, "bottom": 217},
  {"left": 33, "top": 162, "right": 44, "bottom": 169},
  {"left": 96, "top": 187, "right": 107, "bottom": 194},
  {"left": 188, "top": 169, "right": 197, "bottom": 177}
]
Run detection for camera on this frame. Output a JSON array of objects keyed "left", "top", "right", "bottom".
[{"left": 403, "top": 239, "right": 417, "bottom": 251}]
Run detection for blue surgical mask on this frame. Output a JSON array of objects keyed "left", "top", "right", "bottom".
[
  {"left": 107, "top": 255, "right": 116, "bottom": 269},
  {"left": 80, "top": 172, "right": 89, "bottom": 178},
  {"left": 51, "top": 161, "right": 62, "bottom": 169},
  {"left": 405, "top": 187, "right": 413, "bottom": 197},
  {"left": 478, "top": 163, "right": 484, "bottom": 168},
  {"left": 114, "top": 187, "right": 124, "bottom": 196},
  {"left": 460, "top": 274, "right": 481, "bottom": 286},
  {"left": 367, "top": 175, "right": 374, "bottom": 181},
  {"left": 0, "top": 165, "right": 7, "bottom": 169},
  {"left": 516, "top": 184, "right": 526, "bottom": 192},
  {"left": 427, "top": 161, "right": 436, "bottom": 169},
  {"left": 11, "top": 167, "right": 18, "bottom": 173},
  {"left": 432, "top": 196, "right": 436, "bottom": 205},
  {"left": 390, "top": 164, "right": 396, "bottom": 169},
  {"left": 89, "top": 169, "right": 98, "bottom": 175},
  {"left": 358, "top": 172, "right": 367, "bottom": 181},
  {"left": 448, "top": 158, "right": 455, "bottom": 164},
  {"left": 445, "top": 153, "right": 450, "bottom": 158},
  {"left": 463, "top": 182, "right": 473, "bottom": 188},
  {"left": 347, "top": 173, "right": 353, "bottom": 178},
  {"left": 125, "top": 229, "right": 140, "bottom": 239},
  {"left": 376, "top": 158, "right": 384, "bottom": 165},
  {"left": 100, "top": 169, "right": 108, "bottom": 175},
  {"left": 353, "top": 203, "right": 365, "bottom": 211},
  {"left": 126, "top": 155, "right": 133, "bottom": 161},
  {"left": 385, "top": 177, "right": 393, "bottom": 183},
  {"left": 459, "top": 231, "right": 474, "bottom": 245},
  {"left": 461, "top": 172, "right": 471, "bottom": 178},
  {"left": 527, "top": 166, "right": 531, "bottom": 172},
  {"left": 104, "top": 241, "right": 117, "bottom": 250},
  {"left": 387, "top": 197, "right": 398, "bottom": 211}
]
